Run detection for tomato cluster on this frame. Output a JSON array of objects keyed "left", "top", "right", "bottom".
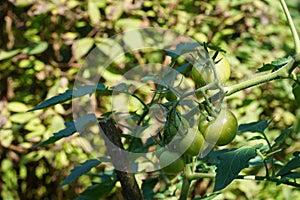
[
  {"left": 158, "top": 121, "right": 205, "bottom": 174},
  {"left": 158, "top": 49, "right": 238, "bottom": 174}
]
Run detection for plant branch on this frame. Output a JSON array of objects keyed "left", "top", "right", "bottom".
[
  {"left": 187, "top": 172, "right": 216, "bottom": 180},
  {"left": 186, "top": 172, "right": 300, "bottom": 188},
  {"left": 280, "top": 0, "right": 300, "bottom": 53},
  {"left": 179, "top": 164, "right": 193, "bottom": 200},
  {"left": 99, "top": 118, "right": 144, "bottom": 200},
  {"left": 236, "top": 175, "right": 300, "bottom": 188},
  {"left": 224, "top": 58, "right": 294, "bottom": 96}
]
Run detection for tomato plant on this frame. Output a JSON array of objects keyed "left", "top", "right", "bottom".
[{"left": 24, "top": 0, "right": 300, "bottom": 199}]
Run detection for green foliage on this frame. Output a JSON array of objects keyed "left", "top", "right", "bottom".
[
  {"left": 75, "top": 172, "right": 117, "bottom": 200},
  {"left": 238, "top": 120, "right": 269, "bottom": 134},
  {"left": 214, "top": 144, "right": 262, "bottom": 191},
  {"left": 1, "top": 0, "right": 300, "bottom": 199},
  {"left": 29, "top": 84, "right": 111, "bottom": 111},
  {"left": 60, "top": 159, "right": 101, "bottom": 187}
]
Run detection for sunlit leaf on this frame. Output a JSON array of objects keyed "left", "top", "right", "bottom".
[
  {"left": 123, "top": 30, "right": 144, "bottom": 50},
  {"left": 22, "top": 42, "right": 48, "bottom": 55},
  {"left": 72, "top": 38, "right": 94, "bottom": 60},
  {"left": 88, "top": 1, "right": 101, "bottom": 25},
  {"left": 105, "top": 4, "right": 123, "bottom": 21},
  {"left": 7, "top": 102, "right": 28, "bottom": 112},
  {"left": 0, "top": 49, "right": 20, "bottom": 61}
]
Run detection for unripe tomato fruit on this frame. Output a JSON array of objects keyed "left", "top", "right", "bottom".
[
  {"left": 178, "top": 128, "right": 204, "bottom": 156},
  {"left": 198, "top": 116, "right": 210, "bottom": 133},
  {"left": 159, "top": 151, "right": 185, "bottom": 174},
  {"left": 201, "top": 109, "right": 238, "bottom": 146},
  {"left": 192, "top": 51, "right": 230, "bottom": 87},
  {"left": 168, "top": 114, "right": 189, "bottom": 136},
  {"left": 166, "top": 90, "right": 177, "bottom": 102}
]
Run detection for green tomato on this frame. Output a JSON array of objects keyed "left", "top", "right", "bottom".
[
  {"left": 159, "top": 151, "right": 185, "bottom": 174},
  {"left": 198, "top": 116, "right": 210, "bottom": 133},
  {"left": 167, "top": 113, "right": 190, "bottom": 137},
  {"left": 192, "top": 51, "right": 230, "bottom": 87},
  {"left": 178, "top": 128, "right": 204, "bottom": 156},
  {"left": 166, "top": 90, "right": 177, "bottom": 102},
  {"left": 201, "top": 109, "right": 238, "bottom": 146}
]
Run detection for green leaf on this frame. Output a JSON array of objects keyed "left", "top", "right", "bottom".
[
  {"left": 29, "top": 84, "right": 111, "bottom": 111},
  {"left": 105, "top": 4, "right": 123, "bottom": 21},
  {"left": 60, "top": 159, "right": 101, "bottom": 187},
  {"left": 7, "top": 102, "right": 28, "bottom": 112},
  {"left": 88, "top": 1, "right": 101, "bottom": 25},
  {"left": 142, "top": 178, "right": 159, "bottom": 200},
  {"left": 292, "top": 83, "right": 300, "bottom": 105},
  {"left": 72, "top": 38, "right": 94, "bottom": 60},
  {"left": 238, "top": 120, "right": 269, "bottom": 134},
  {"left": 123, "top": 30, "right": 144, "bottom": 50},
  {"left": 33, "top": 121, "right": 76, "bottom": 147},
  {"left": 115, "top": 19, "right": 142, "bottom": 30},
  {"left": 33, "top": 114, "right": 97, "bottom": 147},
  {"left": 256, "top": 63, "right": 274, "bottom": 72},
  {"left": 272, "top": 128, "right": 292, "bottom": 148},
  {"left": 76, "top": 177, "right": 116, "bottom": 200},
  {"left": 282, "top": 172, "right": 300, "bottom": 179},
  {"left": 0, "top": 49, "right": 20, "bottom": 60},
  {"left": 214, "top": 144, "right": 262, "bottom": 191},
  {"left": 204, "top": 149, "right": 234, "bottom": 165},
  {"left": 277, "top": 156, "right": 300, "bottom": 177},
  {"left": 257, "top": 56, "right": 292, "bottom": 72},
  {"left": 22, "top": 42, "right": 48, "bottom": 55}
]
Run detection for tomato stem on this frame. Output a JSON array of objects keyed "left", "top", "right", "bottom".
[
  {"left": 280, "top": 0, "right": 300, "bottom": 54},
  {"left": 224, "top": 58, "right": 295, "bottom": 96},
  {"left": 179, "top": 164, "right": 193, "bottom": 200},
  {"left": 187, "top": 172, "right": 216, "bottom": 180}
]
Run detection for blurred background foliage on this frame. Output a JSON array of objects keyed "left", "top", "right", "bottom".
[{"left": 0, "top": 0, "right": 300, "bottom": 199}]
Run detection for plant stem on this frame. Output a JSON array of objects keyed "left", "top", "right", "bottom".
[
  {"left": 280, "top": 0, "right": 300, "bottom": 53},
  {"left": 236, "top": 175, "right": 300, "bottom": 188},
  {"left": 256, "top": 149, "right": 270, "bottom": 178},
  {"left": 186, "top": 172, "right": 300, "bottom": 188},
  {"left": 187, "top": 172, "right": 216, "bottom": 180},
  {"left": 225, "top": 59, "right": 294, "bottom": 96},
  {"left": 179, "top": 164, "right": 193, "bottom": 200}
]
